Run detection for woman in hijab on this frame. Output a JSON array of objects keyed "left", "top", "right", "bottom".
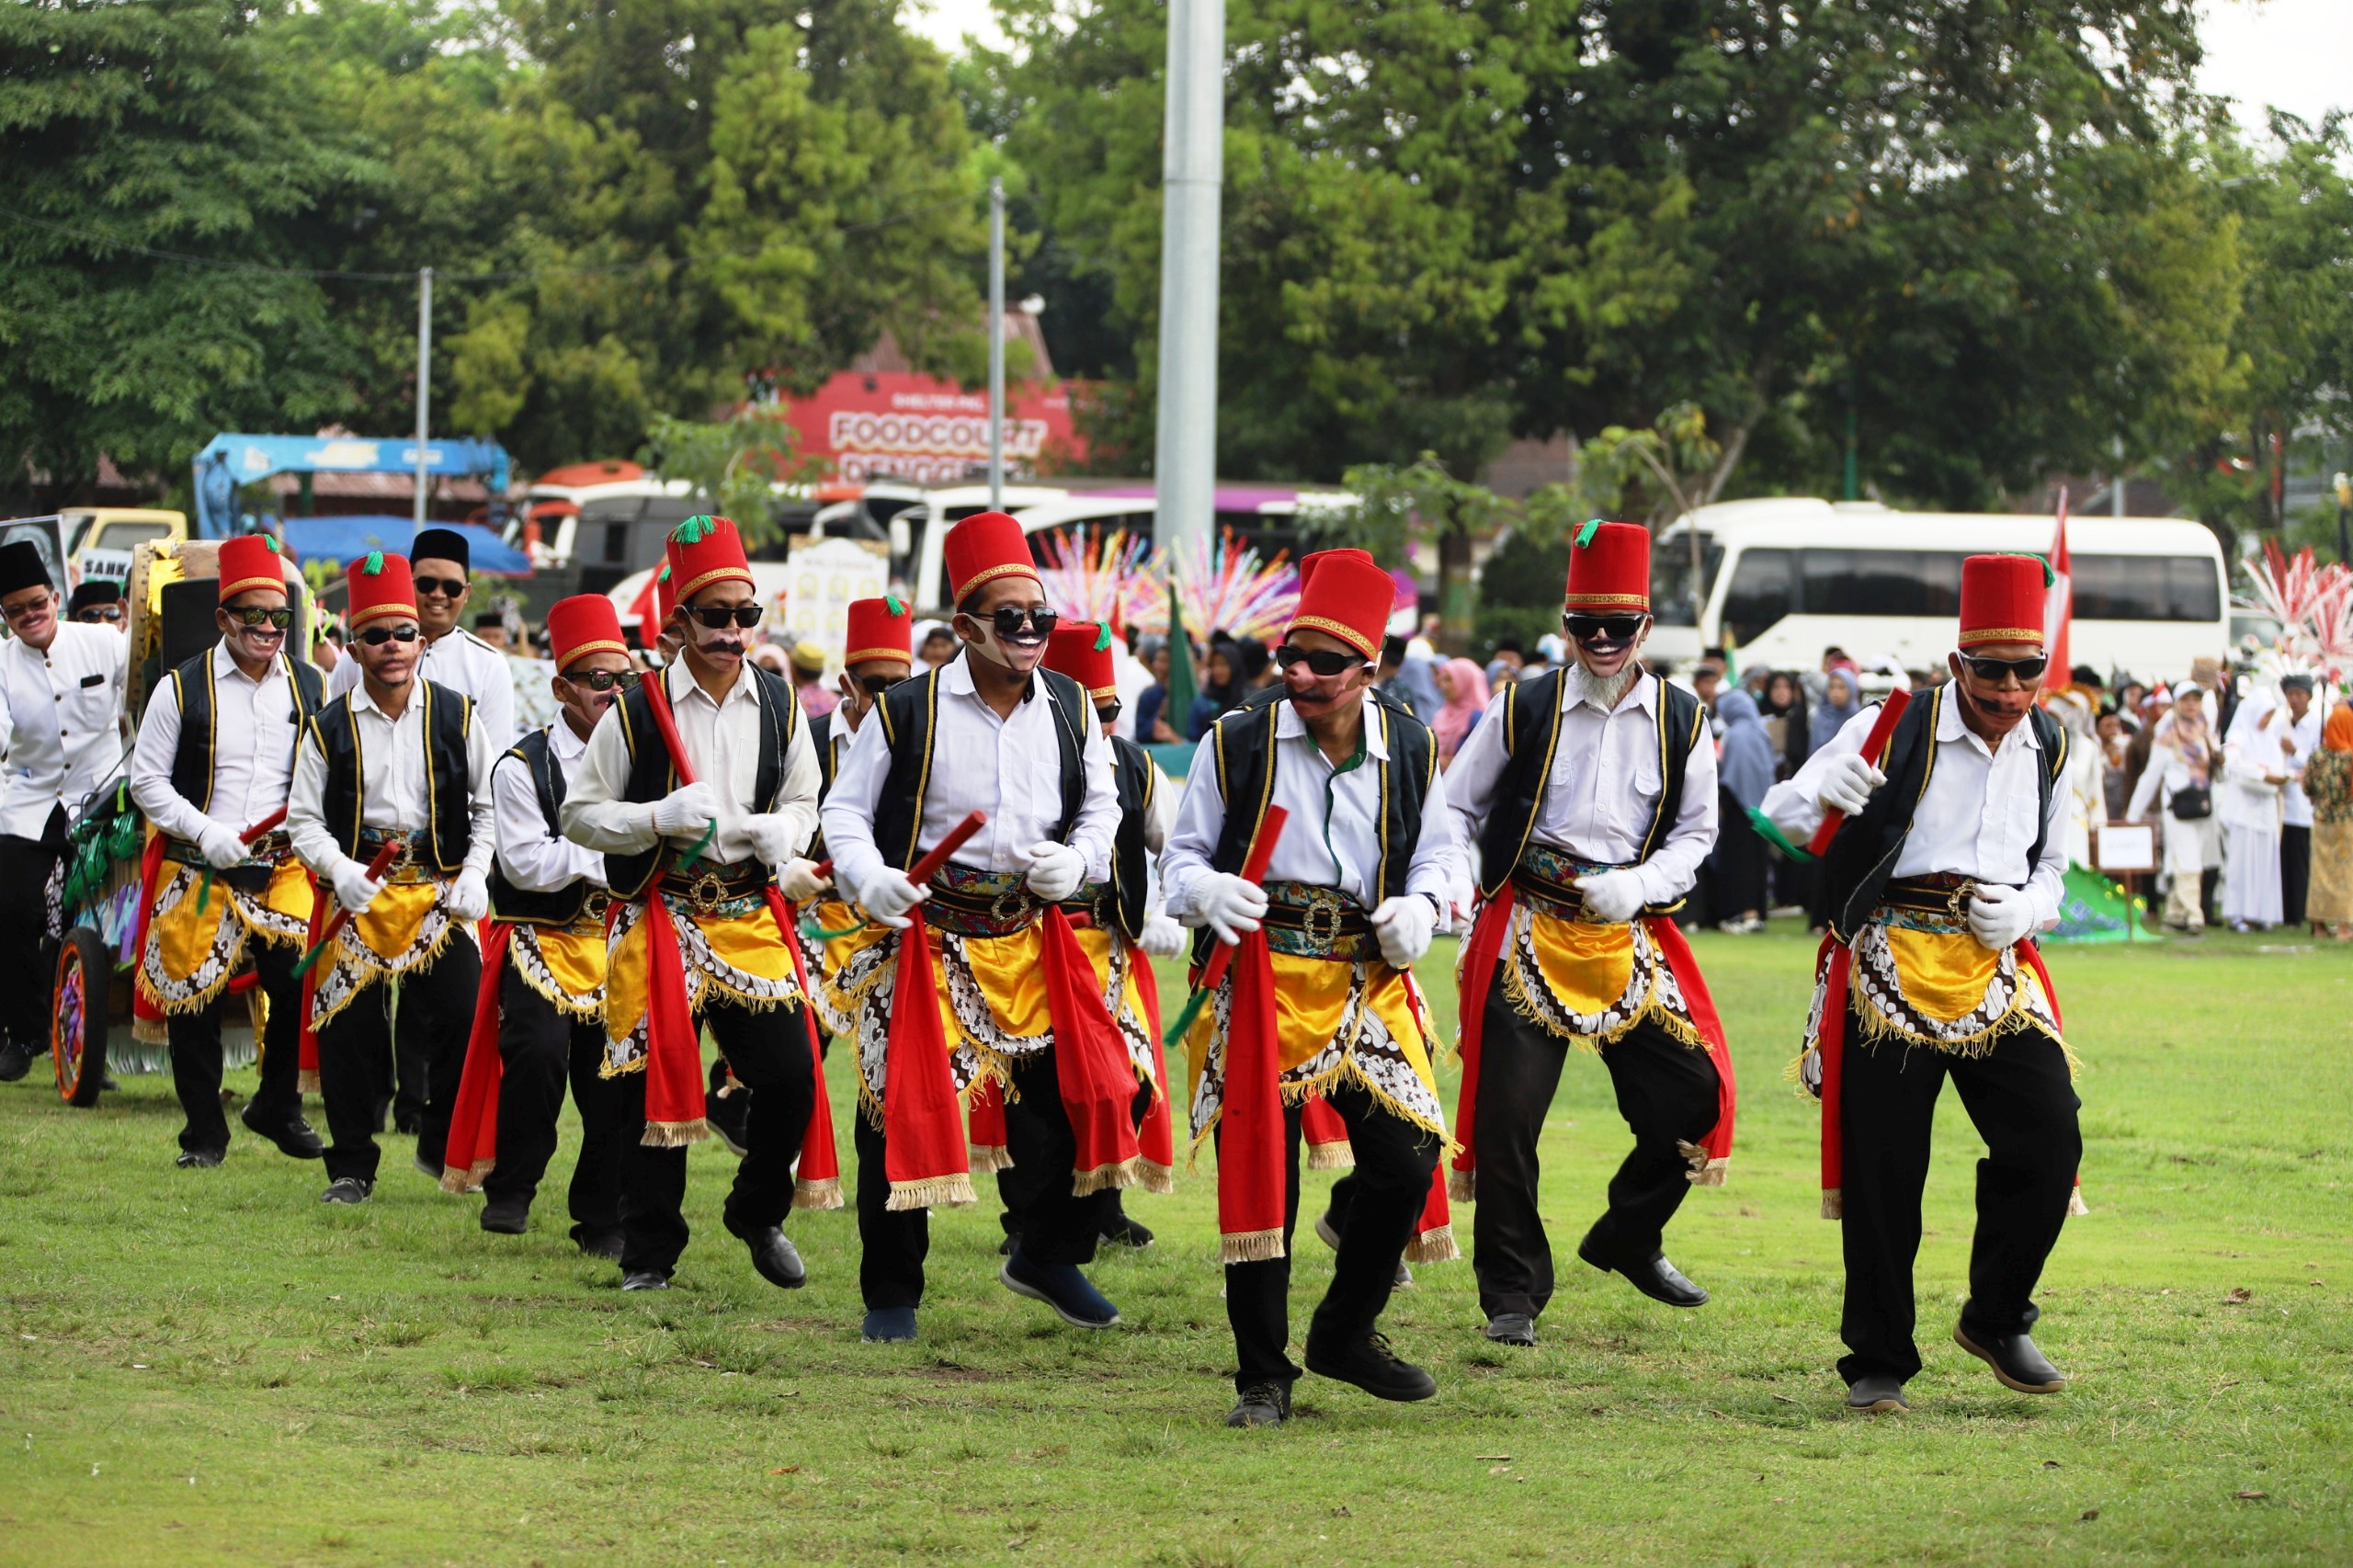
[
  {"left": 2127, "top": 686, "right": 2221, "bottom": 931},
  {"left": 1432, "top": 656, "right": 1490, "bottom": 766},
  {"left": 1759, "top": 669, "right": 1811, "bottom": 778},
  {"left": 1810, "top": 668, "right": 1861, "bottom": 753},
  {"left": 1188, "top": 642, "right": 1244, "bottom": 739},
  {"left": 1705, "top": 689, "right": 1776, "bottom": 933},
  {"left": 2305, "top": 699, "right": 2353, "bottom": 940}
]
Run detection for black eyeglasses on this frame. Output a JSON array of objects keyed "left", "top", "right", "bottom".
[
  {"left": 76, "top": 606, "right": 125, "bottom": 623},
  {"left": 687, "top": 604, "right": 763, "bottom": 630},
  {"left": 1564, "top": 614, "right": 1646, "bottom": 643},
  {"left": 980, "top": 605, "right": 1056, "bottom": 638},
  {"left": 358, "top": 624, "right": 421, "bottom": 646},
  {"left": 414, "top": 574, "right": 468, "bottom": 598},
  {"left": 230, "top": 607, "right": 294, "bottom": 631},
  {"left": 1095, "top": 700, "right": 1124, "bottom": 724},
  {"left": 858, "top": 673, "right": 905, "bottom": 698},
  {"left": 1274, "top": 643, "right": 1363, "bottom": 677},
  {"left": 2, "top": 595, "right": 51, "bottom": 622},
  {"left": 562, "top": 667, "right": 640, "bottom": 693},
  {"left": 1960, "top": 653, "right": 2049, "bottom": 684}
]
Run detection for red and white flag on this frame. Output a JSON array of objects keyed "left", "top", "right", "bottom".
[{"left": 2045, "top": 486, "right": 2073, "bottom": 691}]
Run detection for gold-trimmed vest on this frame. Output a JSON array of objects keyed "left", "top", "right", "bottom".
[
  {"left": 867, "top": 665, "right": 1090, "bottom": 873},
  {"left": 604, "top": 664, "right": 802, "bottom": 899},
  {"left": 304, "top": 680, "right": 475, "bottom": 871},
  {"left": 487, "top": 726, "right": 610, "bottom": 926},
  {"left": 1108, "top": 733, "right": 1156, "bottom": 942},
  {"left": 165, "top": 647, "right": 325, "bottom": 816}
]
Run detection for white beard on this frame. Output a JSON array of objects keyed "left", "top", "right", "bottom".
[{"left": 1567, "top": 659, "right": 1643, "bottom": 710}]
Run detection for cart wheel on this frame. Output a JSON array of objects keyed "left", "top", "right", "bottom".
[{"left": 52, "top": 927, "right": 110, "bottom": 1108}]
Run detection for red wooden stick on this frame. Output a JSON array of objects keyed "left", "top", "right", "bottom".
[
  {"left": 240, "top": 805, "right": 288, "bottom": 845},
  {"left": 905, "top": 810, "right": 988, "bottom": 888},
  {"left": 294, "top": 835, "right": 406, "bottom": 975},
  {"left": 1161, "top": 805, "right": 1290, "bottom": 1048},
  {"left": 1804, "top": 687, "right": 1911, "bottom": 858}
]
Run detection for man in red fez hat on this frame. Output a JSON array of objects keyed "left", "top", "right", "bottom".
[
  {"left": 436, "top": 595, "right": 636, "bottom": 1250},
  {"left": 1162, "top": 549, "right": 1463, "bottom": 1427},
  {"left": 822, "top": 511, "right": 1141, "bottom": 1345},
  {"left": 1763, "top": 552, "right": 2080, "bottom": 1415},
  {"left": 130, "top": 533, "right": 325, "bottom": 1166},
  {"left": 1443, "top": 520, "right": 1737, "bottom": 1350},
  {"left": 287, "top": 551, "right": 500, "bottom": 1206},
  {"left": 563, "top": 517, "right": 834, "bottom": 1294}
]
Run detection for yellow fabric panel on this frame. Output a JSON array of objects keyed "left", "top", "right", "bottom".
[
  {"left": 1525, "top": 915, "right": 1637, "bottom": 1017},
  {"left": 344, "top": 881, "right": 441, "bottom": 963},
  {"left": 256, "top": 857, "right": 315, "bottom": 926},
  {"left": 952, "top": 925, "right": 1054, "bottom": 1041},
  {"left": 1266, "top": 951, "right": 1436, "bottom": 1086},
  {"left": 813, "top": 898, "right": 881, "bottom": 974},
  {"left": 606, "top": 915, "right": 650, "bottom": 1046},
  {"left": 1877, "top": 926, "right": 2002, "bottom": 1024},
  {"left": 151, "top": 882, "right": 226, "bottom": 985},
  {"left": 699, "top": 903, "right": 795, "bottom": 983},
  {"left": 536, "top": 926, "right": 608, "bottom": 995}
]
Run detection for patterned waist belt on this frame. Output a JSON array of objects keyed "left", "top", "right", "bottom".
[
  {"left": 164, "top": 830, "right": 293, "bottom": 881},
  {"left": 511, "top": 890, "right": 616, "bottom": 933},
  {"left": 1511, "top": 845, "right": 1638, "bottom": 924},
  {"left": 1261, "top": 879, "right": 1374, "bottom": 960},
  {"left": 1872, "top": 871, "right": 2017, "bottom": 934},
  {"left": 921, "top": 863, "right": 1111, "bottom": 937},
  {"left": 357, "top": 828, "right": 448, "bottom": 885},
  {"left": 654, "top": 854, "right": 772, "bottom": 919}
]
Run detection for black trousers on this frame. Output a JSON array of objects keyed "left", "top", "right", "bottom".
[
  {"left": 0, "top": 808, "right": 68, "bottom": 1051},
  {"left": 857, "top": 1046, "right": 1112, "bottom": 1310},
  {"left": 996, "top": 1077, "right": 1153, "bottom": 1243},
  {"left": 167, "top": 935, "right": 304, "bottom": 1153},
  {"left": 616, "top": 997, "right": 815, "bottom": 1278},
  {"left": 1222, "top": 1080, "right": 1438, "bottom": 1395},
  {"left": 315, "top": 934, "right": 482, "bottom": 1185},
  {"left": 392, "top": 998, "right": 430, "bottom": 1131},
  {"left": 483, "top": 961, "right": 627, "bottom": 1240},
  {"left": 1836, "top": 1016, "right": 2081, "bottom": 1384},
  {"left": 2283, "top": 824, "right": 2313, "bottom": 927},
  {"left": 1469, "top": 988, "right": 1721, "bottom": 1320}
]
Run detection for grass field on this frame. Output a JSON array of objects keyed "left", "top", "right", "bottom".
[{"left": 1, "top": 922, "right": 2347, "bottom": 1565}]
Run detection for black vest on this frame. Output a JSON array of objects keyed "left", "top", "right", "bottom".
[
  {"left": 1822, "top": 684, "right": 2068, "bottom": 943},
  {"left": 605, "top": 664, "right": 802, "bottom": 898},
  {"left": 1472, "top": 668, "right": 1706, "bottom": 915},
  {"left": 165, "top": 646, "right": 325, "bottom": 817},
  {"left": 305, "top": 680, "right": 475, "bottom": 871},
  {"left": 1108, "top": 734, "right": 1156, "bottom": 942},
  {"left": 868, "top": 664, "right": 1089, "bottom": 872},
  {"left": 486, "top": 726, "right": 609, "bottom": 926},
  {"left": 807, "top": 709, "right": 836, "bottom": 863}
]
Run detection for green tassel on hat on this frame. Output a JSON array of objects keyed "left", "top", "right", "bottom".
[
  {"left": 1574, "top": 518, "right": 1603, "bottom": 549},
  {"left": 1094, "top": 622, "right": 1113, "bottom": 652},
  {"left": 360, "top": 551, "right": 385, "bottom": 574},
  {"left": 885, "top": 593, "right": 904, "bottom": 617},
  {"left": 2002, "top": 551, "right": 2057, "bottom": 587},
  {"left": 670, "top": 516, "right": 716, "bottom": 545},
  {"left": 656, "top": 563, "right": 671, "bottom": 583}
]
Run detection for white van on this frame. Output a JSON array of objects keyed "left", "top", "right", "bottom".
[{"left": 1645, "top": 498, "right": 2228, "bottom": 683}]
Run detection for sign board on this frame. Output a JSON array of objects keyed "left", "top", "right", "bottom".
[
  {"left": 2095, "top": 822, "right": 2156, "bottom": 873},
  {"left": 778, "top": 536, "right": 891, "bottom": 670},
  {"left": 78, "top": 548, "right": 134, "bottom": 583},
  {"left": 787, "top": 372, "right": 1085, "bottom": 486}
]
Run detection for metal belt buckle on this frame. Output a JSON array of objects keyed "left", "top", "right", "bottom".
[
  {"left": 1300, "top": 891, "right": 1344, "bottom": 949},
  {"left": 687, "top": 869, "right": 729, "bottom": 914},
  {"left": 1946, "top": 879, "right": 1978, "bottom": 920},
  {"left": 988, "top": 885, "right": 1031, "bottom": 925},
  {"left": 584, "top": 892, "right": 612, "bottom": 924}
]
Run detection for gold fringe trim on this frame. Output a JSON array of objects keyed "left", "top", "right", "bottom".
[
  {"left": 1498, "top": 929, "right": 1706, "bottom": 1056},
  {"left": 2067, "top": 1187, "right": 2090, "bottom": 1218},
  {"left": 1279, "top": 1053, "right": 1458, "bottom": 1158},
  {"left": 886, "top": 1173, "right": 976, "bottom": 1211},
  {"left": 1678, "top": 1140, "right": 1729, "bottom": 1187},
  {"left": 1404, "top": 1223, "right": 1460, "bottom": 1265},
  {"left": 1304, "top": 1138, "right": 1355, "bottom": 1170},
  {"left": 597, "top": 1053, "right": 650, "bottom": 1082},
  {"left": 309, "top": 913, "right": 463, "bottom": 1033},
  {"left": 792, "top": 1176, "right": 844, "bottom": 1211},
  {"left": 1069, "top": 1153, "right": 1145, "bottom": 1198},
  {"left": 1821, "top": 1187, "right": 1843, "bottom": 1221},
  {"left": 134, "top": 1011, "right": 170, "bottom": 1048},
  {"left": 968, "top": 1143, "right": 1014, "bottom": 1175},
  {"left": 298, "top": 1068, "right": 321, "bottom": 1095},
  {"left": 640, "top": 1117, "right": 710, "bottom": 1148},
  {"left": 1221, "top": 1228, "right": 1287, "bottom": 1265},
  {"left": 438, "top": 1158, "right": 494, "bottom": 1195},
  {"left": 1133, "top": 1159, "right": 1175, "bottom": 1195},
  {"left": 1448, "top": 1166, "right": 1475, "bottom": 1205}
]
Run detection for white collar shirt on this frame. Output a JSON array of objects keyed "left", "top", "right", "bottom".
[
  {"left": 127, "top": 641, "right": 301, "bottom": 846},
  {"left": 493, "top": 717, "right": 608, "bottom": 892},
  {"left": 330, "top": 626, "right": 517, "bottom": 748},
  {"left": 2281, "top": 707, "right": 2324, "bottom": 828},
  {"left": 286, "top": 680, "right": 499, "bottom": 881},
  {"left": 0, "top": 620, "right": 129, "bottom": 838}
]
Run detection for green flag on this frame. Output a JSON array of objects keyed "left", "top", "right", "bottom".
[{"left": 1165, "top": 579, "right": 1197, "bottom": 738}]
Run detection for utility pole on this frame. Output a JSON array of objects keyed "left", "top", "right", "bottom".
[
  {"left": 988, "top": 178, "right": 1006, "bottom": 511},
  {"left": 1154, "top": 0, "right": 1225, "bottom": 567},
  {"left": 413, "top": 267, "right": 434, "bottom": 528}
]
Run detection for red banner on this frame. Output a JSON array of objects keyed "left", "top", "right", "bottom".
[{"left": 788, "top": 373, "right": 1086, "bottom": 486}]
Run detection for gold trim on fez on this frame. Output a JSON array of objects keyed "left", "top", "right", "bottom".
[
  {"left": 219, "top": 575, "right": 282, "bottom": 600},
  {"left": 952, "top": 561, "right": 1043, "bottom": 602},
  {"left": 350, "top": 601, "right": 418, "bottom": 624},
  {"left": 845, "top": 649, "right": 913, "bottom": 668},
  {"left": 555, "top": 636, "right": 629, "bottom": 666},
  {"left": 1563, "top": 592, "right": 1650, "bottom": 608},
  {"left": 675, "top": 565, "right": 754, "bottom": 602},
  {"left": 1088, "top": 683, "right": 1118, "bottom": 701},
  {"left": 1287, "top": 615, "right": 1378, "bottom": 659},
  {"left": 1958, "top": 627, "right": 2046, "bottom": 647}
]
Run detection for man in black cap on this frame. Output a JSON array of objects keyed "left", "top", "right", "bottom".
[
  {"left": 0, "top": 541, "right": 129, "bottom": 1081},
  {"left": 69, "top": 579, "right": 128, "bottom": 633}
]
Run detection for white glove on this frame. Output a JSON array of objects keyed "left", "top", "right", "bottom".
[
  {"left": 331, "top": 858, "right": 384, "bottom": 915},
  {"left": 197, "top": 823, "right": 248, "bottom": 869},
  {"left": 652, "top": 781, "right": 720, "bottom": 836},
  {"left": 1370, "top": 895, "right": 1437, "bottom": 969},
  {"left": 1138, "top": 913, "right": 1188, "bottom": 959},
  {"left": 857, "top": 868, "right": 928, "bottom": 930},
  {"left": 449, "top": 869, "right": 490, "bottom": 923},
  {"left": 744, "top": 812, "right": 802, "bottom": 868},
  {"left": 1572, "top": 869, "right": 1647, "bottom": 924},
  {"left": 1190, "top": 872, "right": 1268, "bottom": 948},
  {"left": 1966, "top": 882, "right": 2036, "bottom": 951},
  {"left": 1816, "top": 751, "right": 1887, "bottom": 817},
  {"left": 1022, "top": 840, "right": 1087, "bottom": 903},
  {"left": 779, "top": 858, "right": 832, "bottom": 903}
]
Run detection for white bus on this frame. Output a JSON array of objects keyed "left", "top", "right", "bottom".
[{"left": 1643, "top": 498, "right": 2229, "bottom": 683}]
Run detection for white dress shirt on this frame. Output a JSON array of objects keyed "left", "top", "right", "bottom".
[
  {"left": 2281, "top": 706, "right": 2323, "bottom": 829},
  {"left": 1160, "top": 693, "right": 1461, "bottom": 916},
  {"left": 287, "top": 681, "right": 499, "bottom": 881},
  {"left": 331, "top": 626, "right": 517, "bottom": 748},
  {"left": 562, "top": 661, "right": 821, "bottom": 867},
  {"left": 129, "top": 642, "right": 301, "bottom": 846},
  {"left": 1764, "top": 690, "right": 2068, "bottom": 927},
  {"left": 493, "top": 718, "right": 608, "bottom": 892},
  {"left": 821, "top": 650, "right": 1120, "bottom": 898},
  {"left": 1444, "top": 670, "right": 1717, "bottom": 905},
  {"left": 0, "top": 620, "right": 129, "bottom": 838}
]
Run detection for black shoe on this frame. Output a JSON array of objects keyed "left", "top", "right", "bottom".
[
  {"left": 621, "top": 1271, "right": 670, "bottom": 1291},
  {"left": 727, "top": 1219, "right": 807, "bottom": 1290},
  {"left": 480, "top": 1197, "right": 529, "bottom": 1235},
  {"left": 1099, "top": 1212, "right": 1155, "bottom": 1248},
  {"left": 1483, "top": 1312, "right": 1537, "bottom": 1347},
  {"left": 0, "top": 1041, "right": 30, "bottom": 1083},
  {"left": 1225, "top": 1381, "right": 1291, "bottom": 1427},
  {"left": 860, "top": 1306, "right": 918, "bottom": 1343},
  {"left": 1845, "top": 1373, "right": 1909, "bottom": 1415},
  {"left": 705, "top": 1085, "right": 751, "bottom": 1158},
  {"left": 574, "top": 1227, "right": 626, "bottom": 1260},
  {"left": 320, "top": 1176, "right": 372, "bottom": 1205},
  {"left": 175, "top": 1148, "right": 226, "bottom": 1169},
  {"left": 241, "top": 1102, "right": 324, "bottom": 1160},
  {"left": 1577, "top": 1241, "right": 1709, "bottom": 1308},
  {"left": 1303, "top": 1332, "right": 1438, "bottom": 1403},
  {"left": 1954, "top": 1324, "right": 2066, "bottom": 1393}
]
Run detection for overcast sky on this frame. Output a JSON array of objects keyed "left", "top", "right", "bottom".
[{"left": 905, "top": 0, "right": 2352, "bottom": 143}]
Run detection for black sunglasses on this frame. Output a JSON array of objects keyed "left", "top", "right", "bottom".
[
  {"left": 358, "top": 624, "right": 421, "bottom": 646},
  {"left": 414, "top": 574, "right": 468, "bottom": 598},
  {"left": 229, "top": 607, "right": 294, "bottom": 631},
  {"left": 76, "top": 606, "right": 125, "bottom": 623},
  {"left": 858, "top": 673, "right": 905, "bottom": 698},
  {"left": 1275, "top": 643, "right": 1364, "bottom": 677},
  {"left": 966, "top": 604, "right": 1056, "bottom": 638},
  {"left": 1961, "top": 653, "right": 2049, "bottom": 684},
  {"left": 562, "top": 667, "right": 640, "bottom": 693},
  {"left": 1564, "top": 613, "right": 1646, "bottom": 642},
  {"left": 687, "top": 604, "right": 764, "bottom": 630},
  {"left": 1094, "top": 700, "right": 1124, "bottom": 724}
]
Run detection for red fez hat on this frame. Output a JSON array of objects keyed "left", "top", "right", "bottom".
[
  {"left": 664, "top": 516, "right": 753, "bottom": 604},
  {"left": 943, "top": 511, "right": 1040, "bottom": 606},
  {"left": 654, "top": 562, "right": 676, "bottom": 624},
  {"left": 1958, "top": 555, "right": 2050, "bottom": 648},
  {"left": 1563, "top": 520, "right": 1649, "bottom": 612},
  {"left": 1296, "top": 548, "right": 1375, "bottom": 595},
  {"left": 1287, "top": 551, "right": 1394, "bottom": 661},
  {"left": 217, "top": 535, "right": 286, "bottom": 603},
  {"left": 346, "top": 551, "right": 416, "bottom": 627},
  {"left": 547, "top": 594, "right": 629, "bottom": 672},
  {"left": 1044, "top": 619, "right": 1119, "bottom": 703},
  {"left": 844, "top": 595, "right": 915, "bottom": 668}
]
